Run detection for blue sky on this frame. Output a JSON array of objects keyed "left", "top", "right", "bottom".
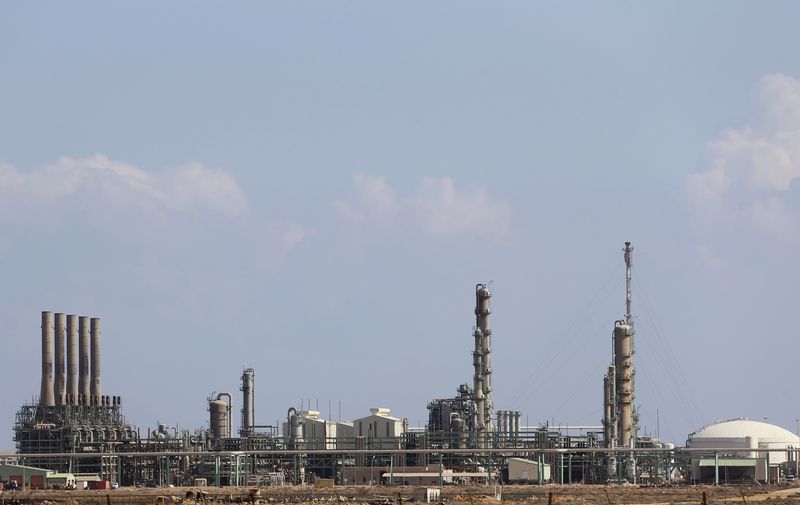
[{"left": 2, "top": 2, "right": 800, "bottom": 449}]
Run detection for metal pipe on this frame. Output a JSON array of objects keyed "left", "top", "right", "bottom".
[
  {"left": 216, "top": 392, "right": 233, "bottom": 438},
  {"left": 39, "top": 311, "right": 55, "bottom": 406},
  {"left": 79, "top": 316, "right": 90, "bottom": 405},
  {"left": 54, "top": 312, "right": 66, "bottom": 405},
  {"left": 66, "top": 314, "right": 78, "bottom": 405},
  {"left": 90, "top": 317, "right": 102, "bottom": 402}
]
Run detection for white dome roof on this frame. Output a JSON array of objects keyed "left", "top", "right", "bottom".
[{"left": 688, "top": 418, "right": 799, "bottom": 444}]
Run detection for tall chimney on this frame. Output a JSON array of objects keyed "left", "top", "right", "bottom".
[
  {"left": 90, "top": 317, "right": 102, "bottom": 402},
  {"left": 39, "top": 311, "right": 55, "bottom": 406},
  {"left": 66, "top": 315, "right": 78, "bottom": 404},
  {"left": 79, "top": 316, "right": 90, "bottom": 404},
  {"left": 54, "top": 313, "right": 66, "bottom": 405}
]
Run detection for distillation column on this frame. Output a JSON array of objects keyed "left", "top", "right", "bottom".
[
  {"left": 40, "top": 311, "right": 55, "bottom": 406},
  {"left": 241, "top": 368, "right": 255, "bottom": 436},
  {"left": 473, "top": 283, "right": 494, "bottom": 447},
  {"left": 615, "top": 242, "right": 636, "bottom": 480}
]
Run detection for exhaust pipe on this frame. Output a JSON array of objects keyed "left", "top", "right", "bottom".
[{"left": 39, "top": 311, "right": 55, "bottom": 406}]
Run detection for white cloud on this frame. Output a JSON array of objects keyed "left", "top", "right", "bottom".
[
  {"left": 686, "top": 73, "right": 800, "bottom": 239},
  {"left": 0, "top": 154, "right": 248, "bottom": 217},
  {"left": 333, "top": 174, "right": 512, "bottom": 240}
]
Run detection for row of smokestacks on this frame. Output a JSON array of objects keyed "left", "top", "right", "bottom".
[{"left": 40, "top": 311, "right": 107, "bottom": 407}]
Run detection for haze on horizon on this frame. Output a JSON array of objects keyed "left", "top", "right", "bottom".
[{"left": 2, "top": 2, "right": 800, "bottom": 450}]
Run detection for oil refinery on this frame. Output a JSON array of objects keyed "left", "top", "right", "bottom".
[{"left": 5, "top": 242, "right": 799, "bottom": 489}]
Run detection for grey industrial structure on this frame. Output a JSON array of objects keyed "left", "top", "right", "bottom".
[{"left": 10, "top": 243, "right": 798, "bottom": 487}]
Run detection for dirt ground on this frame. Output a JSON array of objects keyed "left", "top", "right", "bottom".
[{"left": 2, "top": 484, "right": 800, "bottom": 505}]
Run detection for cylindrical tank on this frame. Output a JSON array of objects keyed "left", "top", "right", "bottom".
[
  {"left": 78, "top": 316, "right": 90, "bottom": 404},
  {"left": 210, "top": 399, "right": 229, "bottom": 439},
  {"left": 40, "top": 311, "right": 55, "bottom": 406},
  {"left": 90, "top": 317, "right": 102, "bottom": 401},
  {"left": 66, "top": 315, "right": 79, "bottom": 405},
  {"left": 745, "top": 436, "right": 758, "bottom": 459},
  {"left": 614, "top": 321, "right": 634, "bottom": 448},
  {"left": 54, "top": 313, "right": 66, "bottom": 405}
]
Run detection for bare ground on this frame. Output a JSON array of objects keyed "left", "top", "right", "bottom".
[{"left": 3, "top": 484, "right": 800, "bottom": 505}]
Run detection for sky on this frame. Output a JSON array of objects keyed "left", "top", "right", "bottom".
[{"left": 2, "top": 1, "right": 800, "bottom": 449}]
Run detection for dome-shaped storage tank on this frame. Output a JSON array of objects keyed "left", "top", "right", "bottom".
[{"left": 210, "top": 399, "right": 229, "bottom": 439}]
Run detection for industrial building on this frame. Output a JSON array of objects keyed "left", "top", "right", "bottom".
[
  {"left": 12, "top": 243, "right": 795, "bottom": 487},
  {"left": 686, "top": 418, "right": 800, "bottom": 483}
]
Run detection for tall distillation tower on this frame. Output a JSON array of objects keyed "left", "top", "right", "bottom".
[
  {"left": 603, "top": 242, "right": 636, "bottom": 479},
  {"left": 473, "top": 283, "right": 494, "bottom": 448}
]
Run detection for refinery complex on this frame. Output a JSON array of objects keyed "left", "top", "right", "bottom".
[{"left": 5, "top": 242, "right": 800, "bottom": 489}]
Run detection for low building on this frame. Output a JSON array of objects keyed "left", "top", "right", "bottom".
[
  {"left": 507, "top": 457, "right": 551, "bottom": 483},
  {"left": 0, "top": 463, "right": 53, "bottom": 490},
  {"left": 47, "top": 472, "right": 77, "bottom": 490}
]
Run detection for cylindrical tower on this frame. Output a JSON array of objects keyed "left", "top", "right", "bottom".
[
  {"left": 54, "top": 312, "right": 66, "bottom": 405},
  {"left": 66, "top": 314, "right": 79, "bottom": 405},
  {"left": 614, "top": 321, "right": 634, "bottom": 448},
  {"left": 79, "top": 316, "right": 90, "bottom": 404},
  {"left": 40, "top": 311, "right": 55, "bottom": 406},
  {"left": 241, "top": 368, "right": 255, "bottom": 436},
  {"left": 476, "top": 284, "right": 493, "bottom": 435},
  {"left": 90, "top": 317, "right": 102, "bottom": 402}
]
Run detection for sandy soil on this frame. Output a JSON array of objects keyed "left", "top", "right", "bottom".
[{"left": 2, "top": 484, "right": 800, "bottom": 505}]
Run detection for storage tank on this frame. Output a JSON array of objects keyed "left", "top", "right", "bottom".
[{"left": 210, "top": 399, "right": 229, "bottom": 439}]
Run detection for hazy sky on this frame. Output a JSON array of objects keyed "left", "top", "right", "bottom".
[{"left": 2, "top": 2, "right": 800, "bottom": 449}]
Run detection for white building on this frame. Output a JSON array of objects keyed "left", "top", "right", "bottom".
[
  {"left": 507, "top": 457, "right": 551, "bottom": 483},
  {"left": 282, "top": 410, "right": 337, "bottom": 449},
  {"left": 686, "top": 418, "right": 800, "bottom": 483},
  {"left": 353, "top": 408, "right": 406, "bottom": 449}
]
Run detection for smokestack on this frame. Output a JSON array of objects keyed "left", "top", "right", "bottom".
[
  {"left": 39, "top": 311, "right": 55, "bottom": 406},
  {"left": 54, "top": 313, "right": 66, "bottom": 405},
  {"left": 90, "top": 317, "right": 102, "bottom": 402},
  {"left": 67, "top": 315, "right": 78, "bottom": 405},
  {"left": 79, "top": 316, "right": 90, "bottom": 404}
]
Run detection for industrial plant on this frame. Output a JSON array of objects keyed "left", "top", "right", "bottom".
[{"left": 6, "top": 242, "right": 800, "bottom": 489}]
